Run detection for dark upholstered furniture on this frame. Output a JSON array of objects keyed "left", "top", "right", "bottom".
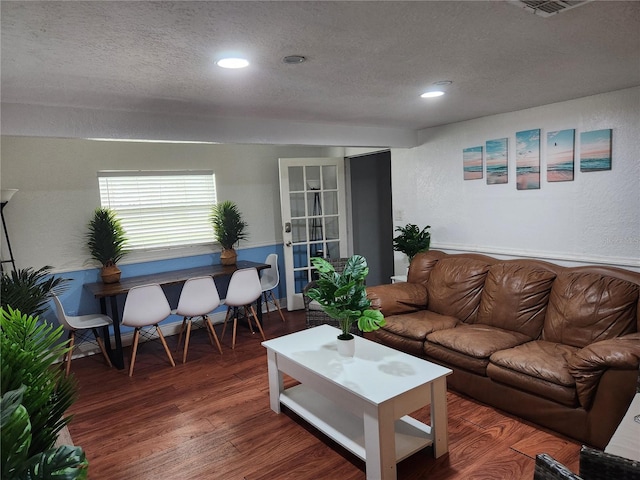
[
  {"left": 534, "top": 453, "right": 582, "bottom": 480},
  {"left": 534, "top": 446, "right": 640, "bottom": 480},
  {"left": 367, "top": 250, "right": 640, "bottom": 449},
  {"left": 579, "top": 446, "right": 640, "bottom": 480}
]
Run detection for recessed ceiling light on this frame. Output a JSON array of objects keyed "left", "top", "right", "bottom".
[
  {"left": 434, "top": 80, "right": 453, "bottom": 86},
  {"left": 216, "top": 57, "right": 249, "bottom": 69},
  {"left": 421, "top": 91, "right": 445, "bottom": 98},
  {"left": 283, "top": 55, "right": 306, "bottom": 64}
]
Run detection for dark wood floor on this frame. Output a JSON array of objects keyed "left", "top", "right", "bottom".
[{"left": 66, "top": 309, "right": 581, "bottom": 479}]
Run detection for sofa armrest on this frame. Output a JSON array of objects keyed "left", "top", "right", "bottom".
[
  {"left": 366, "top": 283, "right": 428, "bottom": 316},
  {"left": 568, "top": 333, "right": 640, "bottom": 409}
]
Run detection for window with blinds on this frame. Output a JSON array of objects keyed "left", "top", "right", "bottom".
[{"left": 98, "top": 170, "right": 217, "bottom": 250}]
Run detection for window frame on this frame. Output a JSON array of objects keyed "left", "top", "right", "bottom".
[{"left": 97, "top": 170, "right": 217, "bottom": 255}]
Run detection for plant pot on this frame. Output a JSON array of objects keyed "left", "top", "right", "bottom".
[
  {"left": 337, "top": 335, "right": 355, "bottom": 357},
  {"left": 220, "top": 248, "right": 237, "bottom": 265},
  {"left": 101, "top": 264, "right": 121, "bottom": 284}
]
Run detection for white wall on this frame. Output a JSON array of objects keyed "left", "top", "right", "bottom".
[
  {"left": 0, "top": 137, "right": 331, "bottom": 272},
  {"left": 1, "top": 103, "right": 417, "bottom": 148},
  {"left": 2, "top": 87, "right": 638, "bottom": 276},
  {"left": 391, "top": 87, "right": 640, "bottom": 272}
]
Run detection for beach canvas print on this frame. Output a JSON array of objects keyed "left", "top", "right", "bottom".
[
  {"left": 463, "top": 146, "right": 483, "bottom": 180},
  {"left": 580, "top": 129, "right": 612, "bottom": 172},
  {"left": 516, "top": 129, "right": 540, "bottom": 190},
  {"left": 486, "top": 138, "right": 508, "bottom": 185},
  {"left": 547, "top": 129, "right": 575, "bottom": 182}
]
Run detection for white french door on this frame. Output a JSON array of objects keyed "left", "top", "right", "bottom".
[{"left": 278, "top": 157, "right": 348, "bottom": 310}]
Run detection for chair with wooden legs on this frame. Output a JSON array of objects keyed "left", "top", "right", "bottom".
[
  {"left": 221, "top": 268, "right": 265, "bottom": 349},
  {"left": 173, "top": 276, "right": 223, "bottom": 363},
  {"left": 52, "top": 294, "right": 113, "bottom": 377},
  {"left": 260, "top": 253, "right": 286, "bottom": 322},
  {"left": 121, "top": 284, "right": 175, "bottom": 377}
]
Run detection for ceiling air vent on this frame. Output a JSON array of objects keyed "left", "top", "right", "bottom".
[{"left": 509, "top": 0, "right": 593, "bottom": 18}]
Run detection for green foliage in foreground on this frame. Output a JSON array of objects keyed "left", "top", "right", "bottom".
[{"left": 0, "top": 307, "right": 87, "bottom": 479}]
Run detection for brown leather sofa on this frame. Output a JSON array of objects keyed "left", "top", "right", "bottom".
[{"left": 366, "top": 250, "right": 640, "bottom": 449}]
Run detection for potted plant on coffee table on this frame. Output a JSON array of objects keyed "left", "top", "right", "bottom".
[
  {"left": 393, "top": 223, "right": 431, "bottom": 263},
  {"left": 86, "top": 207, "right": 128, "bottom": 283},
  {"left": 210, "top": 200, "right": 248, "bottom": 265},
  {"left": 306, "top": 254, "right": 385, "bottom": 356}
]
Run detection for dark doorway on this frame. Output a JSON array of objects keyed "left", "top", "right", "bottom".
[{"left": 348, "top": 151, "right": 393, "bottom": 286}]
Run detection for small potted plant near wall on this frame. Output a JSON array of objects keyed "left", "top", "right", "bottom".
[
  {"left": 393, "top": 223, "right": 431, "bottom": 263},
  {"left": 86, "top": 207, "right": 128, "bottom": 283},
  {"left": 210, "top": 200, "right": 248, "bottom": 266},
  {"left": 306, "top": 254, "right": 385, "bottom": 357}
]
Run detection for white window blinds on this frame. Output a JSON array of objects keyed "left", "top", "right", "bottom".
[{"left": 98, "top": 170, "right": 216, "bottom": 250}]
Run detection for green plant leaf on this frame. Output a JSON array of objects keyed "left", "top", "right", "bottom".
[
  {"left": 86, "top": 208, "right": 128, "bottom": 266},
  {"left": 0, "top": 307, "right": 77, "bottom": 458},
  {"left": 23, "top": 445, "right": 88, "bottom": 480},
  {"left": 1, "top": 267, "right": 69, "bottom": 318},
  {"left": 392, "top": 224, "right": 431, "bottom": 260},
  {"left": 210, "top": 201, "right": 248, "bottom": 249},
  {"left": 1, "top": 387, "right": 32, "bottom": 477},
  {"left": 357, "top": 309, "right": 386, "bottom": 332},
  {"left": 306, "top": 255, "right": 385, "bottom": 335}
]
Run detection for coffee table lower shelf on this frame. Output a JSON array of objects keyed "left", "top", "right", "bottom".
[{"left": 280, "top": 384, "right": 434, "bottom": 463}]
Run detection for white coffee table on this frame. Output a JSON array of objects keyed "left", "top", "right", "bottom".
[{"left": 262, "top": 325, "right": 452, "bottom": 480}]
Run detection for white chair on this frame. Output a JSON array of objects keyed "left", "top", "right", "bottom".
[
  {"left": 121, "top": 284, "right": 175, "bottom": 377},
  {"left": 221, "top": 268, "right": 265, "bottom": 349},
  {"left": 52, "top": 294, "right": 113, "bottom": 377},
  {"left": 173, "top": 276, "right": 223, "bottom": 363},
  {"left": 260, "top": 253, "right": 286, "bottom": 322}
]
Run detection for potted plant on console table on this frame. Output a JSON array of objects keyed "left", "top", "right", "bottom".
[
  {"left": 210, "top": 200, "right": 248, "bottom": 266},
  {"left": 306, "top": 254, "right": 385, "bottom": 357},
  {"left": 86, "top": 208, "right": 129, "bottom": 284}
]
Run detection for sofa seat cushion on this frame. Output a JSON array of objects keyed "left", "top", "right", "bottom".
[
  {"left": 425, "top": 324, "right": 531, "bottom": 375},
  {"left": 373, "top": 328, "right": 425, "bottom": 357},
  {"left": 381, "top": 310, "right": 459, "bottom": 342},
  {"left": 487, "top": 340, "right": 580, "bottom": 407}
]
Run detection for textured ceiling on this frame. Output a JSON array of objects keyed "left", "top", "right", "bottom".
[{"left": 2, "top": 1, "right": 639, "bottom": 132}]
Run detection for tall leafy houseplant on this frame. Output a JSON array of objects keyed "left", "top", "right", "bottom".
[
  {"left": 0, "top": 307, "right": 88, "bottom": 479},
  {"left": 306, "top": 255, "right": 385, "bottom": 348},
  {"left": 393, "top": 223, "right": 431, "bottom": 262},
  {"left": 1, "top": 266, "right": 68, "bottom": 318},
  {"left": 210, "top": 200, "right": 248, "bottom": 265},
  {"left": 86, "top": 207, "right": 128, "bottom": 283}
]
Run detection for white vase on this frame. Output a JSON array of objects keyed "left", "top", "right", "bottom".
[{"left": 337, "top": 336, "right": 355, "bottom": 357}]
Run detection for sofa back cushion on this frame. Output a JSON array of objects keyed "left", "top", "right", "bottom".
[
  {"left": 476, "top": 263, "right": 556, "bottom": 339},
  {"left": 426, "top": 257, "right": 490, "bottom": 323},
  {"left": 407, "top": 250, "right": 447, "bottom": 286},
  {"left": 543, "top": 272, "right": 639, "bottom": 348}
]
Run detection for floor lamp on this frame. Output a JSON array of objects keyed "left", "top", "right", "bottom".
[{"left": 1, "top": 189, "right": 18, "bottom": 272}]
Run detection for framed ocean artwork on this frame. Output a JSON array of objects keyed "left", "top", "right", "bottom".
[
  {"left": 486, "top": 138, "right": 508, "bottom": 185},
  {"left": 516, "top": 129, "right": 540, "bottom": 190},
  {"left": 547, "top": 129, "right": 575, "bottom": 182},
  {"left": 463, "top": 146, "right": 483, "bottom": 180},
  {"left": 580, "top": 129, "right": 612, "bottom": 172}
]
